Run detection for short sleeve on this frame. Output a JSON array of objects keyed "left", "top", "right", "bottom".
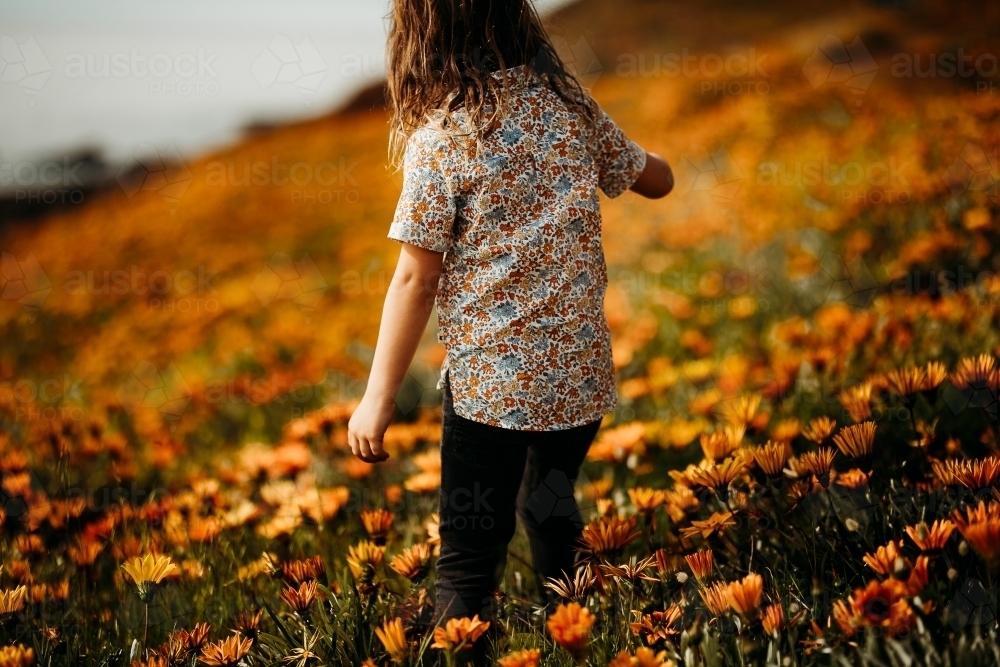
[
  {"left": 388, "top": 128, "right": 458, "bottom": 253},
  {"left": 588, "top": 104, "right": 647, "bottom": 199}
]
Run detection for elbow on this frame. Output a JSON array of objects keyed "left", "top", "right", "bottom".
[{"left": 392, "top": 266, "right": 440, "bottom": 299}]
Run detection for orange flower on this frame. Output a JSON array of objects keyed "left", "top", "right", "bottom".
[
  {"left": 832, "top": 421, "right": 876, "bottom": 459},
  {"left": 628, "top": 488, "right": 666, "bottom": 514},
  {"left": 389, "top": 543, "right": 433, "bottom": 581},
  {"left": 835, "top": 468, "right": 871, "bottom": 488},
  {"left": 0, "top": 645, "right": 35, "bottom": 667},
  {"left": 838, "top": 382, "right": 874, "bottom": 422},
  {"left": 360, "top": 509, "right": 394, "bottom": 545},
  {"left": 905, "top": 519, "right": 955, "bottom": 554},
  {"left": 699, "top": 430, "right": 738, "bottom": 462},
  {"left": 699, "top": 582, "right": 730, "bottom": 616},
  {"left": 725, "top": 573, "right": 763, "bottom": 617},
  {"left": 279, "top": 581, "right": 319, "bottom": 616},
  {"left": 630, "top": 604, "right": 683, "bottom": 645},
  {"left": 546, "top": 603, "right": 594, "bottom": 661},
  {"left": 609, "top": 647, "right": 674, "bottom": 667},
  {"left": 684, "top": 550, "right": 714, "bottom": 583},
  {"left": 952, "top": 500, "right": 1000, "bottom": 568},
  {"left": 346, "top": 541, "right": 386, "bottom": 583},
  {"left": 762, "top": 603, "right": 784, "bottom": 636},
  {"left": 281, "top": 556, "right": 325, "bottom": 586},
  {"left": 498, "top": 648, "right": 541, "bottom": 667},
  {"left": 686, "top": 458, "right": 746, "bottom": 491},
  {"left": 680, "top": 511, "right": 736, "bottom": 540},
  {"left": 199, "top": 634, "right": 253, "bottom": 667},
  {"left": 578, "top": 515, "right": 641, "bottom": 557},
  {"left": 791, "top": 448, "right": 836, "bottom": 487},
  {"left": 802, "top": 416, "right": 836, "bottom": 444},
  {"left": 948, "top": 457, "right": 1000, "bottom": 490},
  {"left": 431, "top": 615, "right": 490, "bottom": 652},
  {"left": 753, "top": 441, "right": 788, "bottom": 477},
  {"left": 846, "top": 580, "right": 914, "bottom": 637},
  {"left": 863, "top": 541, "right": 905, "bottom": 577},
  {"left": 375, "top": 618, "right": 408, "bottom": 664}
]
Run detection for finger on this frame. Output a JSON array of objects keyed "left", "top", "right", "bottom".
[
  {"left": 349, "top": 431, "right": 362, "bottom": 459},
  {"left": 368, "top": 438, "right": 389, "bottom": 461},
  {"left": 358, "top": 437, "right": 377, "bottom": 462}
]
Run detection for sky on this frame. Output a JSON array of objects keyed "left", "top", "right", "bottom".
[{"left": 0, "top": 0, "right": 575, "bottom": 175}]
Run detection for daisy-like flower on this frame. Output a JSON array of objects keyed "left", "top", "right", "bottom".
[
  {"left": 431, "top": 615, "right": 490, "bottom": 653},
  {"left": 662, "top": 485, "right": 698, "bottom": 523},
  {"left": 595, "top": 498, "right": 618, "bottom": 518},
  {"left": 846, "top": 580, "right": 914, "bottom": 637},
  {"left": 169, "top": 623, "right": 211, "bottom": 659},
  {"left": 723, "top": 393, "right": 762, "bottom": 426},
  {"left": 770, "top": 418, "right": 801, "bottom": 443},
  {"left": 199, "top": 634, "right": 253, "bottom": 667},
  {"left": 832, "top": 421, "right": 876, "bottom": 459},
  {"left": 684, "top": 550, "right": 714, "bottom": 583},
  {"left": 601, "top": 555, "right": 659, "bottom": 586},
  {"left": 389, "top": 543, "right": 433, "bottom": 581},
  {"left": 952, "top": 500, "right": 1000, "bottom": 568},
  {"left": 375, "top": 618, "right": 408, "bottom": 664},
  {"left": 950, "top": 354, "right": 998, "bottom": 396},
  {"left": 0, "top": 586, "right": 27, "bottom": 618},
  {"left": 281, "top": 556, "right": 325, "bottom": 586},
  {"left": 725, "top": 573, "right": 763, "bottom": 618},
  {"left": 923, "top": 361, "right": 948, "bottom": 392},
  {"left": 279, "top": 581, "right": 319, "bottom": 617},
  {"left": 630, "top": 604, "right": 683, "bottom": 645},
  {"left": 233, "top": 610, "right": 263, "bottom": 646},
  {"left": 791, "top": 448, "right": 837, "bottom": 488},
  {"left": 360, "top": 509, "right": 394, "bottom": 545},
  {"left": 346, "top": 541, "right": 386, "bottom": 585},
  {"left": 753, "top": 441, "right": 788, "bottom": 478},
  {"left": 948, "top": 457, "right": 1000, "bottom": 491},
  {"left": 686, "top": 457, "right": 746, "bottom": 492},
  {"left": 545, "top": 564, "right": 597, "bottom": 602},
  {"left": 801, "top": 416, "right": 837, "bottom": 444},
  {"left": 578, "top": 515, "right": 641, "bottom": 557},
  {"left": 0, "top": 644, "right": 35, "bottom": 667},
  {"left": 905, "top": 519, "right": 955, "bottom": 554},
  {"left": 884, "top": 366, "right": 927, "bottom": 397},
  {"left": 699, "top": 431, "right": 738, "bottom": 462},
  {"left": 699, "top": 582, "right": 730, "bottom": 616},
  {"left": 863, "top": 541, "right": 906, "bottom": 577},
  {"left": 498, "top": 648, "right": 541, "bottom": 667},
  {"left": 680, "top": 511, "right": 736, "bottom": 540},
  {"left": 546, "top": 603, "right": 594, "bottom": 662},
  {"left": 609, "top": 647, "right": 674, "bottom": 667},
  {"left": 121, "top": 555, "right": 178, "bottom": 603},
  {"left": 835, "top": 469, "right": 871, "bottom": 489},
  {"left": 628, "top": 488, "right": 666, "bottom": 514},
  {"left": 762, "top": 603, "right": 784, "bottom": 636}
]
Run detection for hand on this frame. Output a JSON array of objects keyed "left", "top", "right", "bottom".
[{"left": 348, "top": 394, "right": 395, "bottom": 463}]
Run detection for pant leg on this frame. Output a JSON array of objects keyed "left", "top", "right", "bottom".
[
  {"left": 515, "top": 419, "right": 601, "bottom": 600},
  {"left": 434, "top": 378, "right": 527, "bottom": 624}
]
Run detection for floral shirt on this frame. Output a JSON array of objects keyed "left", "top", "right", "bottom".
[{"left": 388, "top": 65, "right": 646, "bottom": 431}]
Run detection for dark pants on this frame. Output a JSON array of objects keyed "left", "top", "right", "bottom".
[{"left": 434, "top": 374, "right": 601, "bottom": 625}]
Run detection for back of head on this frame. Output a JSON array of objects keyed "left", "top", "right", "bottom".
[{"left": 386, "top": 0, "right": 593, "bottom": 166}]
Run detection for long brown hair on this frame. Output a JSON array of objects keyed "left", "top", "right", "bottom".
[{"left": 386, "top": 0, "right": 593, "bottom": 166}]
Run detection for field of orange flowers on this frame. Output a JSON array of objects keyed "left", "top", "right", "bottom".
[{"left": 1, "top": 0, "right": 999, "bottom": 665}]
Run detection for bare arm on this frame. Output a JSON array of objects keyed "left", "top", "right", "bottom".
[
  {"left": 348, "top": 243, "right": 443, "bottom": 462},
  {"left": 630, "top": 151, "right": 674, "bottom": 199}
]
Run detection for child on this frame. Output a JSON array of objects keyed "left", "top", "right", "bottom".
[{"left": 348, "top": 0, "right": 673, "bottom": 636}]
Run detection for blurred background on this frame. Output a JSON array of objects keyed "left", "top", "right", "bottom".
[{"left": 0, "top": 0, "right": 998, "bottom": 655}]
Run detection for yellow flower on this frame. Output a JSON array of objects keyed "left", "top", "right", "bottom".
[
  {"left": 832, "top": 421, "right": 877, "bottom": 459},
  {"left": 762, "top": 603, "right": 784, "bottom": 636},
  {"left": 389, "top": 543, "right": 433, "bottom": 581},
  {"left": 346, "top": 541, "right": 386, "bottom": 584},
  {"left": 684, "top": 550, "right": 714, "bottom": 583},
  {"left": 0, "top": 586, "right": 27, "bottom": 617},
  {"left": 360, "top": 509, "right": 394, "bottom": 545},
  {"left": 578, "top": 515, "right": 641, "bottom": 557},
  {"left": 374, "top": 618, "right": 408, "bottom": 664},
  {"left": 0, "top": 645, "right": 34, "bottom": 667},
  {"left": 121, "top": 555, "right": 178, "bottom": 603},
  {"left": 546, "top": 603, "right": 593, "bottom": 662}
]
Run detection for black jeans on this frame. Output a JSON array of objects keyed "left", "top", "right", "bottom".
[{"left": 434, "top": 373, "right": 601, "bottom": 624}]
